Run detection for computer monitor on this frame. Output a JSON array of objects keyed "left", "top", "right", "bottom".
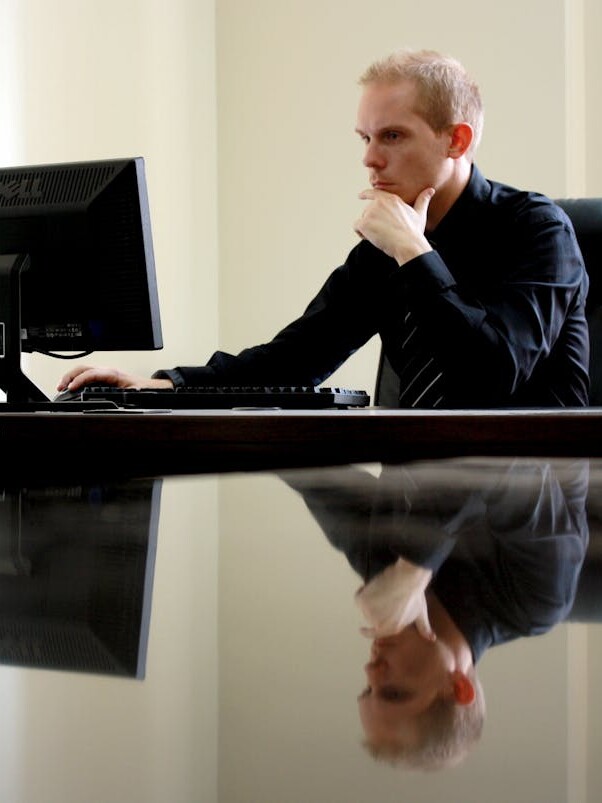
[{"left": 0, "top": 156, "right": 163, "bottom": 404}]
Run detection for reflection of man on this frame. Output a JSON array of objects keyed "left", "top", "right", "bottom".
[
  {"left": 282, "top": 458, "right": 589, "bottom": 769},
  {"left": 359, "top": 591, "right": 482, "bottom": 770},
  {"left": 59, "top": 50, "right": 589, "bottom": 409}
]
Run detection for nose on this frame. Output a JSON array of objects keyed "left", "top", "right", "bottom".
[{"left": 363, "top": 140, "right": 386, "bottom": 170}]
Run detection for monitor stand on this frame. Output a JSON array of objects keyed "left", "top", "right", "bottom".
[{"left": 0, "top": 254, "right": 117, "bottom": 412}]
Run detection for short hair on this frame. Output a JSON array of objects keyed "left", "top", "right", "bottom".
[
  {"left": 359, "top": 49, "right": 484, "bottom": 155},
  {"left": 362, "top": 674, "right": 485, "bottom": 771}
]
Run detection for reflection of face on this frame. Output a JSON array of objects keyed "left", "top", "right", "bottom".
[
  {"left": 355, "top": 80, "right": 454, "bottom": 207},
  {"left": 358, "top": 626, "right": 455, "bottom": 747}
]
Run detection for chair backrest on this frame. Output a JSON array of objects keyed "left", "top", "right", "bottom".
[
  {"left": 556, "top": 198, "right": 602, "bottom": 405},
  {"left": 374, "top": 197, "right": 602, "bottom": 407}
]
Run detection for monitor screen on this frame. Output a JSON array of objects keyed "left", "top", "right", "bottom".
[
  {"left": 0, "top": 157, "right": 162, "bottom": 403},
  {"left": 0, "top": 477, "right": 162, "bottom": 678}
]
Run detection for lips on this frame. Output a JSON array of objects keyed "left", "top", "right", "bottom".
[{"left": 373, "top": 634, "right": 399, "bottom": 647}]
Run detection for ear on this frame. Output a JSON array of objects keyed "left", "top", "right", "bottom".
[
  {"left": 447, "top": 123, "right": 473, "bottom": 159},
  {"left": 450, "top": 670, "right": 476, "bottom": 706}
]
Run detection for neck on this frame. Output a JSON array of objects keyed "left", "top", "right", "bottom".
[
  {"left": 425, "top": 159, "right": 472, "bottom": 232},
  {"left": 427, "top": 590, "right": 474, "bottom": 674}
]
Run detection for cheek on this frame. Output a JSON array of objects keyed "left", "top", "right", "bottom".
[
  {"left": 396, "top": 150, "right": 438, "bottom": 183},
  {"left": 388, "top": 643, "right": 434, "bottom": 680}
]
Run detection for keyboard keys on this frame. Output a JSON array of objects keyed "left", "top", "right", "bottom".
[{"left": 77, "top": 385, "right": 370, "bottom": 410}]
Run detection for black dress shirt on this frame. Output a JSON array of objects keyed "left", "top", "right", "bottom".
[
  {"left": 283, "top": 458, "right": 589, "bottom": 664},
  {"left": 155, "top": 166, "right": 590, "bottom": 407}
]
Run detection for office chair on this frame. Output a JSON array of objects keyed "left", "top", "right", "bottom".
[{"left": 374, "top": 197, "right": 602, "bottom": 407}]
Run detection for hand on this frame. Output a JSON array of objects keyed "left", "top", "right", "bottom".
[
  {"left": 353, "top": 187, "right": 434, "bottom": 266},
  {"left": 355, "top": 557, "right": 435, "bottom": 641},
  {"left": 57, "top": 364, "right": 174, "bottom": 392}
]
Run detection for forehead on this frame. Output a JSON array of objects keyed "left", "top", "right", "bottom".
[{"left": 356, "top": 79, "right": 424, "bottom": 130}]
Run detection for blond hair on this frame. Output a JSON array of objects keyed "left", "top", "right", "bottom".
[
  {"left": 359, "top": 49, "right": 484, "bottom": 155},
  {"left": 363, "top": 673, "right": 485, "bottom": 771}
]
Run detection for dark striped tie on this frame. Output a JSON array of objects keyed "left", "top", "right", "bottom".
[{"left": 396, "top": 310, "right": 445, "bottom": 408}]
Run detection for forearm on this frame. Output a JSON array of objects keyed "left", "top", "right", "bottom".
[{"left": 154, "top": 245, "right": 394, "bottom": 387}]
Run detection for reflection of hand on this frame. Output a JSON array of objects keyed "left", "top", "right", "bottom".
[
  {"left": 355, "top": 557, "right": 435, "bottom": 641},
  {"left": 353, "top": 187, "right": 434, "bottom": 266}
]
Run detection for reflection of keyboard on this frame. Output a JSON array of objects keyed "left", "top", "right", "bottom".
[{"left": 78, "top": 385, "right": 370, "bottom": 410}]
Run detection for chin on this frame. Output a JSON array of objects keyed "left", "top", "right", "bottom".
[{"left": 394, "top": 187, "right": 417, "bottom": 205}]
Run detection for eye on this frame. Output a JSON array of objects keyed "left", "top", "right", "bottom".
[
  {"left": 383, "top": 130, "right": 401, "bottom": 142},
  {"left": 380, "top": 687, "right": 411, "bottom": 702}
]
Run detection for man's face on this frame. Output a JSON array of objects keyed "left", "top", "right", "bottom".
[
  {"left": 355, "top": 79, "right": 454, "bottom": 206},
  {"left": 358, "top": 627, "right": 453, "bottom": 747}
]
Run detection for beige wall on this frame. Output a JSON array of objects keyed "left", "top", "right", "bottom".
[{"left": 585, "top": 0, "right": 602, "bottom": 193}]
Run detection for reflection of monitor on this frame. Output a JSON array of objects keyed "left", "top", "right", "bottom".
[
  {"left": 0, "top": 478, "right": 162, "bottom": 678},
  {"left": 0, "top": 157, "right": 162, "bottom": 404}
]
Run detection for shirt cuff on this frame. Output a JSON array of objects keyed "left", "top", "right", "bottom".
[{"left": 151, "top": 368, "right": 186, "bottom": 388}]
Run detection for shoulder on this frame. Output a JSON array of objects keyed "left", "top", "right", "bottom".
[
  {"left": 475, "top": 174, "right": 581, "bottom": 267},
  {"left": 449, "top": 166, "right": 576, "bottom": 247},
  {"left": 466, "top": 168, "right": 586, "bottom": 284},
  {"left": 482, "top": 173, "right": 572, "bottom": 231}
]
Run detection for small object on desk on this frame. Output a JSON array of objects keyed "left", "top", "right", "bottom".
[{"left": 54, "top": 388, "right": 90, "bottom": 403}]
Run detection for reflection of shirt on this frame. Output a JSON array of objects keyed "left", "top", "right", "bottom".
[
  {"left": 283, "top": 460, "right": 590, "bottom": 664},
  {"left": 434, "top": 461, "right": 590, "bottom": 662},
  {"left": 155, "top": 166, "right": 589, "bottom": 407}
]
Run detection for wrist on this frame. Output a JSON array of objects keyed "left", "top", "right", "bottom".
[{"left": 394, "top": 236, "right": 432, "bottom": 267}]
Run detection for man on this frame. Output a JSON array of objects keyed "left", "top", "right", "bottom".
[
  {"left": 358, "top": 592, "right": 484, "bottom": 770},
  {"left": 58, "top": 50, "right": 590, "bottom": 407}
]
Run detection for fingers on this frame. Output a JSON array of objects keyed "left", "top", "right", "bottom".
[
  {"left": 353, "top": 189, "right": 401, "bottom": 247},
  {"left": 355, "top": 559, "right": 435, "bottom": 640},
  {"left": 359, "top": 615, "right": 436, "bottom": 641},
  {"left": 57, "top": 366, "right": 132, "bottom": 391},
  {"left": 414, "top": 604, "right": 437, "bottom": 642},
  {"left": 354, "top": 186, "right": 434, "bottom": 263},
  {"left": 357, "top": 186, "right": 435, "bottom": 208},
  {"left": 58, "top": 366, "right": 173, "bottom": 392},
  {"left": 358, "top": 188, "right": 377, "bottom": 201},
  {"left": 413, "top": 187, "right": 436, "bottom": 220},
  {"left": 57, "top": 364, "right": 93, "bottom": 391}
]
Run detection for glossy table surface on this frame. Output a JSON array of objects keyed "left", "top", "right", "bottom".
[{"left": 0, "top": 437, "right": 600, "bottom": 802}]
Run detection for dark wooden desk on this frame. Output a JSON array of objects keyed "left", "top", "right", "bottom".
[{"left": 4, "top": 406, "right": 602, "bottom": 481}]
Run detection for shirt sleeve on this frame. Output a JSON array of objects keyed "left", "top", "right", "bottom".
[{"left": 152, "top": 240, "right": 401, "bottom": 387}]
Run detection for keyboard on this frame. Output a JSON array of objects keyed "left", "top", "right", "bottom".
[{"left": 76, "top": 385, "right": 371, "bottom": 410}]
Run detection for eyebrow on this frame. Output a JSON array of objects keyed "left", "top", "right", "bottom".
[{"left": 354, "top": 125, "right": 411, "bottom": 137}]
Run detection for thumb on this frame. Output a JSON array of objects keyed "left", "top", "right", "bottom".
[
  {"left": 414, "top": 603, "right": 437, "bottom": 642},
  {"left": 414, "top": 187, "right": 435, "bottom": 219}
]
